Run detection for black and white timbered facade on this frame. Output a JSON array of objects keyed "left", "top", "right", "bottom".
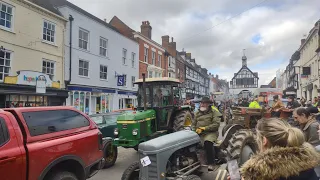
[{"left": 230, "top": 54, "right": 259, "bottom": 89}]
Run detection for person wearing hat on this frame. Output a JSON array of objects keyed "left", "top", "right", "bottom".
[{"left": 192, "top": 96, "right": 221, "bottom": 170}]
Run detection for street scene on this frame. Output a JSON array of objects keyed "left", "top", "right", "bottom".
[{"left": 0, "top": 0, "right": 320, "bottom": 180}]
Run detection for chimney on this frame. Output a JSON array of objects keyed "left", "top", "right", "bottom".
[
  {"left": 141, "top": 21, "right": 152, "bottom": 39},
  {"left": 216, "top": 75, "right": 219, "bottom": 79},
  {"left": 162, "top": 35, "right": 169, "bottom": 49},
  {"left": 301, "top": 39, "right": 306, "bottom": 45},
  {"left": 169, "top": 37, "right": 177, "bottom": 56},
  {"left": 104, "top": 18, "right": 107, "bottom": 22},
  {"left": 186, "top": 53, "right": 191, "bottom": 59}
]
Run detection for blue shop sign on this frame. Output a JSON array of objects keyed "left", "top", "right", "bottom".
[
  {"left": 118, "top": 91, "right": 137, "bottom": 96},
  {"left": 68, "top": 86, "right": 116, "bottom": 93},
  {"left": 117, "top": 76, "right": 124, "bottom": 86}
]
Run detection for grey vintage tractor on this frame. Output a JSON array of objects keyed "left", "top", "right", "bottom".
[{"left": 121, "top": 125, "right": 257, "bottom": 180}]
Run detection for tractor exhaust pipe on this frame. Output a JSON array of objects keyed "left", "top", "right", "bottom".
[{"left": 142, "top": 73, "right": 147, "bottom": 111}]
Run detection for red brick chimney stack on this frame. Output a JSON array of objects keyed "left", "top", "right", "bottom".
[
  {"left": 141, "top": 21, "right": 152, "bottom": 39},
  {"left": 162, "top": 35, "right": 170, "bottom": 49}
]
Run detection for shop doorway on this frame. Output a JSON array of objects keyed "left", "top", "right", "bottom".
[{"left": 96, "top": 96, "right": 101, "bottom": 113}]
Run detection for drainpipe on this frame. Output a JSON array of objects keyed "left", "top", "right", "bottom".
[{"left": 67, "top": 15, "right": 74, "bottom": 86}]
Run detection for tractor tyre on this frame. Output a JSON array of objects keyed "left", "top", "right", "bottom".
[
  {"left": 103, "top": 139, "right": 118, "bottom": 168},
  {"left": 226, "top": 130, "right": 258, "bottom": 166},
  {"left": 221, "top": 124, "right": 233, "bottom": 137},
  {"left": 185, "top": 175, "right": 201, "bottom": 180},
  {"left": 121, "top": 161, "right": 140, "bottom": 180},
  {"left": 173, "top": 110, "right": 193, "bottom": 131}
]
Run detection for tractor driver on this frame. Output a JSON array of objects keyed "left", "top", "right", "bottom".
[
  {"left": 154, "top": 88, "right": 163, "bottom": 106},
  {"left": 192, "top": 96, "right": 221, "bottom": 171}
]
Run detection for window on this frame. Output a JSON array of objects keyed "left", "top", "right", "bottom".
[
  {"left": 22, "top": 110, "right": 90, "bottom": 136},
  {"left": 0, "top": 50, "right": 11, "bottom": 81},
  {"left": 155, "top": 72, "right": 158, "bottom": 77},
  {"left": 0, "top": 117, "right": 9, "bottom": 146},
  {"left": 144, "top": 48, "right": 148, "bottom": 62},
  {"left": 0, "top": 2, "right": 13, "bottom": 29},
  {"left": 148, "top": 71, "right": 153, "bottom": 78},
  {"left": 42, "top": 60, "right": 55, "bottom": 80},
  {"left": 100, "top": 65, "right": 108, "bottom": 80},
  {"left": 178, "top": 68, "right": 180, "bottom": 78},
  {"left": 122, "top": 49, "right": 127, "bottom": 64},
  {"left": 168, "top": 72, "right": 171, "bottom": 77},
  {"left": 99, "top": 38, "right": 107, "bottom": 57},
  {"left": 132, "top": 76, "right": 135, "bottom": 87},
  {"left": 123, "top": 74, "right": 127, "bottom": 86},
  {"left": 79, "top": 60, "right": 89, "bottom": 77},
  {"left": 152, "top": 51, "right": 155, "bottom": 65},
  {"left": 131, "top": 52, "right": 135, "bottom": 67},
  {"left": 158, "top": 55, "right": 162, "bottom": 67},
  {"left": 79, "top": 28, "right": 89, "bottom": 50},
  {"left": 169, "top": 57, "right": 172, "bottom": 67},
  {"left": 43, "top": 20, "right": 55, "bottom": 43}
]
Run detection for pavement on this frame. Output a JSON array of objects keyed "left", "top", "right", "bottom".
[{"left": 92, "top": 122, "right": 227, "bottom": 180}]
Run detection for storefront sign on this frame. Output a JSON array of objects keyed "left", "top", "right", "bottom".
[
  {"left": 68, "top": 86, "right": 116, "bottom": 93},
  {"left": 117, "top": 76, "right": 124, "bottom": 86},
  {"left": 36, "top": 75, "right": 46, "bottom": 93},
  {"left": 7, "top": 70, "right": 53, "bottom": 87},
  {"left": 118, "top": 91, "right": 137, "bottom": 96}
]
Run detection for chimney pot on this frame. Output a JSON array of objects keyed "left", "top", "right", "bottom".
[
  {"left": 171, "top": 37, "right": 174, "bottom": 42},
  {"left": 104, "top": 18, "right": 107, "bottom": 22}
]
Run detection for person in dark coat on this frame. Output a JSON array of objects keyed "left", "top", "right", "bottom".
[
  {"left": 287, "top": 96, "right": 301, "bottom": 109},
  {"left": 241, "top": 118, "right": 320, "bottom": 180}
]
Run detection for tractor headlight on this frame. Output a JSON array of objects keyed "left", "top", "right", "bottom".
[
  {"left": 132, "top": 129, "right": 138, "bottom": 136},
  {"left": 114, "top": 128, "right": 119, "bottom": 136}
]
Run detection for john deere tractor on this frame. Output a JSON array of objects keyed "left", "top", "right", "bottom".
[{"left": 113, "top": 74, "right": 193, "bottom": 150}]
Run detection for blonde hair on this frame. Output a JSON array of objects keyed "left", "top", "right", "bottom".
[{"left": 256, "top": 118, "right": 305, "bottom": 149}]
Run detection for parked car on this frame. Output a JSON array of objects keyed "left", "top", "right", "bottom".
[{"left": 0, "top": 106, "right": 104, "bottom": 180}]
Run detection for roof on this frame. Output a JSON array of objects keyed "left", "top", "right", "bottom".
[
  {"left": 27, "top": 0, "right": 62, "bottom": 16},
  {"left": 231, "top": 66, "right": 259, "bottom": 80},
  {"left": 134, "top": 77, "right": 181, "bottom": 84},
  {"left": 51, "top": 0, "right": 120, "bottom": 33}
]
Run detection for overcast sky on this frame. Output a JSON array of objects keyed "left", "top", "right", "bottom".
[{"left": 69, "top": 0, "right": 320, "bottom": 85}]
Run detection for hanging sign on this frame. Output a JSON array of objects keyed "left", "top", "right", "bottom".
[
  {"left": 36, "top": 75, "right": 47, "bottom": 93},
  {"left": 117, "top": 75, "right": 124, "bottom": 86}
]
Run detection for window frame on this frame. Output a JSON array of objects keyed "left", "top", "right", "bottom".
[
  {"left": 123, "top": 74, "right": 127, "bottom": 87},
  {"left": 100, "top": 64, "right": 108, "bottom": 80},
  {"left": 0, "top": 2, "right": 14, "bottom": 31},
  {"left": 42, "top": 59, "right": 55, "bottom": 80},
  {"left": 132, "top": 76, "right": 135, "bottom": 88},
  {"left": 151, "top": 51, "right": 155, "bottom": 65},
  {"left": 144, "top": 48, "right": 148, "bottom": 62},
  {"left": 131, "top": 52, "right": 135, "bottom": 68},
  {"left": 79, "top": 28, "right": 89, "bottom": 50},
  {"left": 99, "top": 37, "right": 108, "bottom": 57},
  {"left": 78, "top": 59, "right": 89, "bottom": 77},
  {"left": 158, "top": 54, "right": 162, "bottom": 67},
  {"left": 0, "top": 50, "right": 11, "bottom": 82},
  {"left": 42, "top": 19, "right": 56, "bottom": 43},
  {"left": 0, "top": 117, "right": 9, "bottom": 147},
  {"left": 122, "top": 48, "right": 127, "bottom": 65}
]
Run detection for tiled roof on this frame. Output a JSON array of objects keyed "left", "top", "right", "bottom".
[{"left": 27, "top": 0, "right": 62, "bottom": 16}]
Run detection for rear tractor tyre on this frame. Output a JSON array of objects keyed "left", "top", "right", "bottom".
[
  {"left": 221, "top": 124, "right": 233, "bottom": 137},
  {"left": 103, "top": 139, "right": 118, "bottom": 168},
  {"left": 173, "top": 110, "right": 193, "bottom": 131},
  {"left": 121, "top": 161, "right": 140, "bottom": 180},
  {"left": 226, "top": 130, "right": 258, "bottom": 166},
  {"left": 185, "top": 175, "right": 201, "bottom": 180}
]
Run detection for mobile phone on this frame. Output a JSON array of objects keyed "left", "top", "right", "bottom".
[{"left": 227, "top": 159, "right": 241, "bottom": 180}]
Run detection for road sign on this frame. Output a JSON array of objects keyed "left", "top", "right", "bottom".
[{"left": 117, "top": 75, "right": 124, "bottom": 86}]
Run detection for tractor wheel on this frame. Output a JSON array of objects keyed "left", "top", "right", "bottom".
[
  {"left": 226, "top": 130, "right": 258, "bottom": 166},
  {"left": 121, "top": 161, "right": 140, "bottom": 180},
  {"left": 185, "top": 175, "right": 201, "bottom": 180},
  {"left": 173, "top": 110, "right": 193, "bottom": 131},
  {"left": 221, "top": 124, "right": 233, "bottom": 137},
  {"left": 103, "top": 139, "right": 118, "bottom": 168}
]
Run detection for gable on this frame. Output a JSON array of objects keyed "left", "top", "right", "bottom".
[{"left": 232, "top": 66, "right": 259, "bottom": 80}]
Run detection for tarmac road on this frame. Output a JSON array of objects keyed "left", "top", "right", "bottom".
[{"left": 92, "top": 122, "right": 226, "bottom": 180}]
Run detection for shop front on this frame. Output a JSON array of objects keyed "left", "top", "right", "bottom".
[
  {"left": 117, "top": 90, "right": 137, "bottom": 109},
  {"left": 1, "top": 70, "right": 68, "bottom": 108},
  {"left": 67, "top": 86, "right": 116, "bottom": 115}
]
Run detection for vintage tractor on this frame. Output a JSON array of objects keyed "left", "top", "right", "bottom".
[
  {"left": 121, "top": 125, "right": 258, "bottom": 180},
  {"left": 113, "top": 74, "right": 193, "bottom": 151}
]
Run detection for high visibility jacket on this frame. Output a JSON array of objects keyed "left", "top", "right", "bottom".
[
  {"left": 211, "top": 105, "right": 219, "bottom": 112},
  {"left": 249, "top": 101, "right": 261, "bottom": 109}
]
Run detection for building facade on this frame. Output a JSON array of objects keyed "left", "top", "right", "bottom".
[
  {"left": 54, "top": 0, "right": 139, "bottom": 114},
  {"left": 0, "top": 0, "right": 68, "bottom": 108}
]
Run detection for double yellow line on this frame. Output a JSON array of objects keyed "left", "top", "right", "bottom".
[{"left": 117, "top": 117, "right": 156, "bottom": 124}]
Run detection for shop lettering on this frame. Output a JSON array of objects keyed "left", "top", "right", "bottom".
[{"left": 24, "top": 75, "right": 46, "bottom": 82}]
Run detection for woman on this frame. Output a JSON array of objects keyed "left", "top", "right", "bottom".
[
  {"left": 271, "top": 95, "right": 284, "bottom": 117},
  {"left": 293, "top": 107, "right": 320, "bottom": 147},
  {"left": 241, "top": 118, "right": 320, "bottom": 180}
]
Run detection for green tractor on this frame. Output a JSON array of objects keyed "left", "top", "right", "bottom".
[{"left": 113, "top": 74, "right": 193, "bottom": 151}]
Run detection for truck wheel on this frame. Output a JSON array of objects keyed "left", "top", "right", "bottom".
[
  {"left": 221, "top": 124, "right": 233, "bottom": 137},
  {"left": 47, "top": 171, "right": 78, "bottom": 180},
  {"left": 185, "top": 175, "right": 201, "bottom": 180},
  {"left": 226, "top": 130, "right": 258, "bottom": 166},
  {"left": 121, "top": 161, "right": 140, "bottom": 180},
  {"left": 103, "top": 140, "right": 118, "bottom": 168},
  {"left": 173, "top": 110, "right": 192, "bottom": 131}
]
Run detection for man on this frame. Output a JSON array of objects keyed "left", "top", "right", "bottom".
[
  {"left": 287, "top": 96, "right": 301, "bottom": 110},
  {"left": 154, "top": 88, "right": 163, "bottom": 106},
  {"left": 249, "top": 98, "right": 261, "bottom": 109},
  {"left": 271, "top": 95, "right": 284, "bottom": 117},
  {"left": 192, "top": 96, "right": 221, "bottom": 170}
]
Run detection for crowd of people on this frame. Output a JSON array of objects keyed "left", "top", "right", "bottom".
[{"left": 191, "top": 96, "right": 320, "bottom": 179}]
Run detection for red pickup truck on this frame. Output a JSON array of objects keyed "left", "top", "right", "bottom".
[{"left": 0, "top": 106, "right": 104, "bottom": 180}]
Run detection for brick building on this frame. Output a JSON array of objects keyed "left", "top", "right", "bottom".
[{"left": 110, "top": 17, "right": 167, "bottom": 79}]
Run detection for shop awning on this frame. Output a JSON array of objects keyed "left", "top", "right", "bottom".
[{"left": 0, "top": 84, "right": 69, "bottom": 97}]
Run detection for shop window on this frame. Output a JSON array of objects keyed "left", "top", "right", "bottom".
[
  {"left": 148, "top": 71, "right": 153, "bottom": 78},
  {"left": 99, "top": 37, "right": 108, "bottom": 57},
  {"left": 0, "top": 2, "right": 13, "bottom": 30},
  {"left": 79, "top": 28, "right": 89, "bottom": 50},
  {"left": 22, "top": 109, "right": 90, "bottom": 136},
  {"left": 0, "top": 50, "right": 11, "bottom": 81},
  {"left": 42, "top": 60, "right": 55, "bottom": 80},
  {"left": 79, "top": 60, "right": 89, "bottom": 77},
  {"left": 100, "top": 65, "right": 108, "bottom": 80},
  {"left": 132, "top": 76, "right": 135, "bottom": 87},
  {"left": 122, "top": 48, "right": 127, "bottom": 65},
  {"left": 0, "top": 117, "right": 9, "bottom": 146},
  {"left": 43, "top": 20, "right": 55, "bottom": 43}
]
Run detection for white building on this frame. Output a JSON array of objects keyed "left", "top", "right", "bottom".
[{"left": 54, "top": 0, "right": 139, "bottom": 114}]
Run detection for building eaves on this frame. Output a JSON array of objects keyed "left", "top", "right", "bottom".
[
  {"left": 298, "top": 20, "right": 319, "bottom": 51},
  {"left": 134, "top": 32, "right": 165, "bottom": 50},
  {"left": 27, "top": 0, "right": 62, "bottom": 16}
]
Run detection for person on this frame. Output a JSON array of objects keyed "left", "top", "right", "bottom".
[
  {"left": 271, "top": 95, "right": 284, "bottom": 117},
  {"left": 249, "top": 98, "right": 261, "bottom": 109},
  {"left": 293, "top": 107, "right": 320, "bottom": 146},
  {"left": 241, "top": 118, "right": 320, "bottom": 180},
  {"left": 300, "top": 97, "right": 306, "bottom": 107},
  {"left": 287, "top": 96, "right": 301, "bottom": 110},
  {"left": 153, "top": 88, "right": 163, "bottom": 106},
  {"left": 313, "top": 97, "right": 319, "bottom": 107},
  {"left": 192, "top": 96, "right": 220, "bottom": 170}
]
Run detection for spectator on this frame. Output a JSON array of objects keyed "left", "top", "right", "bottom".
[
  {"left": 249, "top": 98, "right": 261, "bottom": 109},
  {"left": 287, "top": 96, "right": 301, "bottom": 110},
  {"left": 300, "top": 97, "right": 306, "bottom": 107},
  {"left": 293, "top": 107, "right": 320, "bottom": 147},
  {"left": 241, "top": 118, "right": 320, "bottom": 180},
  {"left": 271, "top": 95, "right": 284, "bottom": 117},
  {"left": 314, "top": 97, "right": 319, "bottom": 107}
]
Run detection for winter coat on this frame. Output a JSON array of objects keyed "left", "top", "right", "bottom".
[
  {"left": 249, "top": 101, "right": 261, "bottom": 109},
  {"left": 192, "top": 108, "right": 221, "bottom": 144},
  {"left": 300, "top": 117, "right": 320, "bottom": 147},
  {"left": 287, "top": 100, "right": 301, "bottom": 109},
  {"left": 241, "top": 143, "right": 320, "bottom": 180}
]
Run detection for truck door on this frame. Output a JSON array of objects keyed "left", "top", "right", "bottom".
[{"left": 0, "top": 114, "right": 24, "bottom": 180}]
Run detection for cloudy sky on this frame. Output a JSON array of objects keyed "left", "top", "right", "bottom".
[{"left": 69, "top": 0, "right": 320, "bottom": 85}]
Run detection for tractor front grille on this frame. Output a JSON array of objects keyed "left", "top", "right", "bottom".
[
  {"left": 140, "top": 121, "right": 148, "bottom": 137},
  {"left": 139, "top": 153, "right": 158, "bottom": 180}
]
